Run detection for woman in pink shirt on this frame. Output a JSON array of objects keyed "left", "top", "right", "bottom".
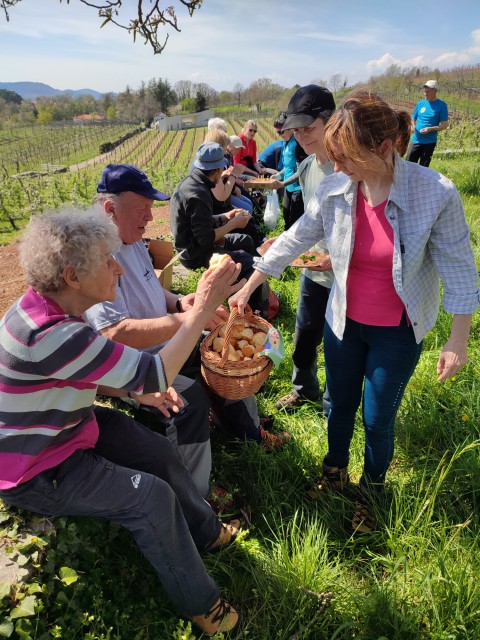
[{"left": 229, "top": 92, "right": 478, "bottom": 534}]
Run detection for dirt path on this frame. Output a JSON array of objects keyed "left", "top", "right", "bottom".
[{"left": 0, "top": 205, "right": 172, "bottom": 318}]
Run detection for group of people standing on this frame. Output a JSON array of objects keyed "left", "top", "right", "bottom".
[{"left": 0, "top": 80, "right": 477, "bottom": 637}]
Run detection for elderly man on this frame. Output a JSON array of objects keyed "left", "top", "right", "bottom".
[
  {"left": 87, "top": 164, "right": 289, "bottom": 475},
  {"left": 406, "top": 80, "right": 449, "bottom": 167}
]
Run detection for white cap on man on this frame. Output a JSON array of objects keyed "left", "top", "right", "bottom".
[
  {"left": 423, "top": 80, "right": 439, "bottom": 90},
  {"left": 229, "top": 135, "right": 245, "bottom": 149}
]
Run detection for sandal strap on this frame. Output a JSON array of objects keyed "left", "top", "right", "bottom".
[{"left": 206, "top": 597, "right": 232, "bottom": 624}]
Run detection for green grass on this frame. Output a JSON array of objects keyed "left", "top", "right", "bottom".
[{"left": 1, "top": 150, "right": 480, "bottom": 640}]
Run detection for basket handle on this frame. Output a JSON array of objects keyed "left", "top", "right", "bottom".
[{"left": 219, "top": 304, "right": 253, "bottom": 368}]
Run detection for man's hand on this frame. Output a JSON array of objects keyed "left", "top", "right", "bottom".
[
  {"left": 224, "top": 208, "right": 252, "bottom": 229},
  {"left": 180, "top": 293, "right": 229, "bottom": 330},
  {"left": 131, "top": 387, "right": 184, "bottom": 417}
]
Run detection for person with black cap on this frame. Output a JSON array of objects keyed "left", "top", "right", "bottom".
[
  {"left": 271, "top": 85, "right": 337, "bottom": 415},
  {"left": 406, "top": 80, "right": 449, "bottom": 167}
]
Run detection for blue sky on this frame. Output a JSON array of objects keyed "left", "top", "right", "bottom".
[{"left": 1, "top": 0, "right": 479, "bottom": 94}]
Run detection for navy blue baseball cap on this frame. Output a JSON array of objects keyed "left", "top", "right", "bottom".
[
  {"left": 97, "top": 164, "right": 170, "bottom": 201},
  {"left": 194, "top": 142, "right": 228, "bottom": 171}
]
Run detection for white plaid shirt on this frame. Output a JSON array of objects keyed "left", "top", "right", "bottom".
[{"left": 254, "top": 157, "right": 479, "bottom": 343}]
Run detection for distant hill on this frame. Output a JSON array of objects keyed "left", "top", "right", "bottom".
[{"left": 0, "top": 82, "right": 107, "bottom": 100}]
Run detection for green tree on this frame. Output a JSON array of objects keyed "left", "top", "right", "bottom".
[
  {"left": 181, "top": 97, "right": 196, "bottom": 113},
  {"left": 148, "top": 77, "right": 177, "bottom": 114},
  {"left": 37, "top": 107, "right": 53, "bottom": 124},
  {"left": 0, "top": 88, "right": 22, "bottom": 104},
  {"left": 106, "top": 105, "right": 117, "bottom": 120},
  {"left": 195, "top": 91, "right": 207, "bottom": 112}
]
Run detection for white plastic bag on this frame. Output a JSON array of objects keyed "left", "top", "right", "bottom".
[{"left": 263, "top": 190, "right": 280, "bottom": 231}]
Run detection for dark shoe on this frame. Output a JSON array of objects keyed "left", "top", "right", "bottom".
[
  {"left": 308, "top": 463, "right": 350, "bottom": 500},
  {"left": 259, "top": 427, "right": 291, "bottom": 452},
  {"left": 275, "top": 390, "right": 319, "bottom": 411},
  {"left": 351, "top": 488, "right": 376, "bottom": 534},
  {"left": 191, "top": 597, "right": 239, "bottom": 636},
  {"left": 207, "top": 485, "right": 234, "bottom": 514},
  {"left": 205, "top": 517, "right": 244, "bottom": 553}
]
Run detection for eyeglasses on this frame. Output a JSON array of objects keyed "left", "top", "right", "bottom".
[{"left": 248, "top": 129, "right": 257, "bottom": 133}]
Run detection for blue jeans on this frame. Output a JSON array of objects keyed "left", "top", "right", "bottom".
[
  {"left": 323, "top": 317, "right": 423, "bottom": 486},
  {"left": 231, "top": 193, "right": 253, "bottom": 214},
  {"left": 0, "top": 407, "right": 222, "bottom": 617},
  {"left": 292, "top": 275, "right": 330, "bottom": 406}
]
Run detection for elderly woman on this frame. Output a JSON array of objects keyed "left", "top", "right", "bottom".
[
  {"left": 0, "top": 208, "right": 243, "bottom": 636},
  {"left": 229, "top": 91, "right": 480, "bottom": 534}
]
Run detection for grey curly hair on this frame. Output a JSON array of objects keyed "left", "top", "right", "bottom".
[{"left": 20, "top": 207, "right": 122, "bottom": 294}]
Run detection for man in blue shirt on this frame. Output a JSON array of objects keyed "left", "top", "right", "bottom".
[{"left": 406, "top": 80, "right": 449, "bottom": 167}]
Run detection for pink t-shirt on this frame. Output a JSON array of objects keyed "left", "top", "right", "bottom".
[{"left": 346, "top": 188, "right": 405, "bottom": 326}]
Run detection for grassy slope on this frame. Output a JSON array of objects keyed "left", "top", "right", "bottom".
[{"left": 0, "top": 140, "right": 479, "bottom": 639}]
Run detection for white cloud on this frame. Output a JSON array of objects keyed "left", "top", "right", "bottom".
[{"left": 366, "top": 28, "right": 480, "bottom": 76}]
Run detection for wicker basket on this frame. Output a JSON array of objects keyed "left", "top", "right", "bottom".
[{"left": 200, "top": 306, "right": 274, "bottom": 400}]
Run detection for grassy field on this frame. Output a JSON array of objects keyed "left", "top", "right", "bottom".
[{"left": 0, "top": 133, "right": 479, "bottom": 639}]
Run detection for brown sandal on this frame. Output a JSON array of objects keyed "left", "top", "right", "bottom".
[
  {"left": 205, "top": 517, "right": 243, "bottom": 553},
  {"left": 191, "top": 597, "right": 239, "bottom": 636}
]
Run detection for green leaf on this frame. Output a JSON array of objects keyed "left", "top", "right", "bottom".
[
  {"left": 26, "top": 583, "right": 42, "bottom": 595},
  {"left": 0, "top": 618, "right": 14, "bottom": 638},
  {"left": 0, "top": 584, "right": 10, "bottom": 601},
  {"left": 58, "top": 567, "right": 79, "bottom": 586},
  {"left": 10, "top": 595, "right": 36, "bottom": 619}
]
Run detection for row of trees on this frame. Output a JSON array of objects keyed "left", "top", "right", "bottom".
[{"left": 2, "top": 64, "right": 479, "bottom": 129}]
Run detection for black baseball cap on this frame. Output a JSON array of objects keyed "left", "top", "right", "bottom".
[{"left": 282, "top": 85, "right": 336, "bottom": 130}]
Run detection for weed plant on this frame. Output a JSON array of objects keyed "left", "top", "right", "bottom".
[{"left": 0, "top": 144, "right": 480, "bottom": 640}]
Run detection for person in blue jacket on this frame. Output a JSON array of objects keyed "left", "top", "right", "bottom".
[{"left": 406, "top": 80, "right": 448, "bottom": 167}]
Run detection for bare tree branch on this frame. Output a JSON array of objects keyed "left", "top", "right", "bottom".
[{"left": 0, "top": 0, "right": 203, "bottom": 54}]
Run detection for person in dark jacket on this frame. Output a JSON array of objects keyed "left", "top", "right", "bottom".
[{"left": 170, "top": 142, "right": 257, "bottom": 275}]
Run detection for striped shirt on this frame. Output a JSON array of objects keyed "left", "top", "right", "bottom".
[
  {"left": 0, "top": 288, "right": 167, "bottom": 490},
  {"left": 253, "top": 156, "right": 479, "bottom": 343}
]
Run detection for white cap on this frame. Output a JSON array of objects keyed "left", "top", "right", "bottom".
[
  {"left": 423, "top": 80, "right": 439, "bottom": 90},
  {"left": 229, "top": 135, "right": 245, "bottom": 149}
]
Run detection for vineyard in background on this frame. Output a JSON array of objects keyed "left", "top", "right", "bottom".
[{"left": 0, "top": 110, "right": 479, "bottom": 242}]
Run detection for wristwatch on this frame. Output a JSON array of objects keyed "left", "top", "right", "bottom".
[{"left": 176, "top": 296, "right": 184, "bottom": 313}]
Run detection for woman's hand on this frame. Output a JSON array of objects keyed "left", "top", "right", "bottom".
[
  {"left": 257, "top": 236, "right": 278, "bottom": 256},
  {"left": 308, "top": 256, "right": 332, "bottom": 272},
  {"left": 437, "top": 314, "right": 472, "bottom": 381},
  {"left": 131, "top": 387, "right": 184, "bottom": 417},
  {"left": 179, "top": 293, "right": 228, "bottom": 330},
  {"left": 228, "top": 270, "right": 268, "bottom": 316},
  {"left": 194, "top": 259, "right": 245, "bottom": 317},
  {"left": 436, "top": 340, "right": 469, "bottom": 381}
]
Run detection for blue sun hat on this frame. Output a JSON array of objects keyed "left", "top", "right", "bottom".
[{"left": 194, "top": 142, "right": 228, "bottom": 171}]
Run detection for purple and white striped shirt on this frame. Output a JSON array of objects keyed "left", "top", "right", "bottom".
[{"left": 0, "top": 288, "right": 166, "bottom": 490}]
